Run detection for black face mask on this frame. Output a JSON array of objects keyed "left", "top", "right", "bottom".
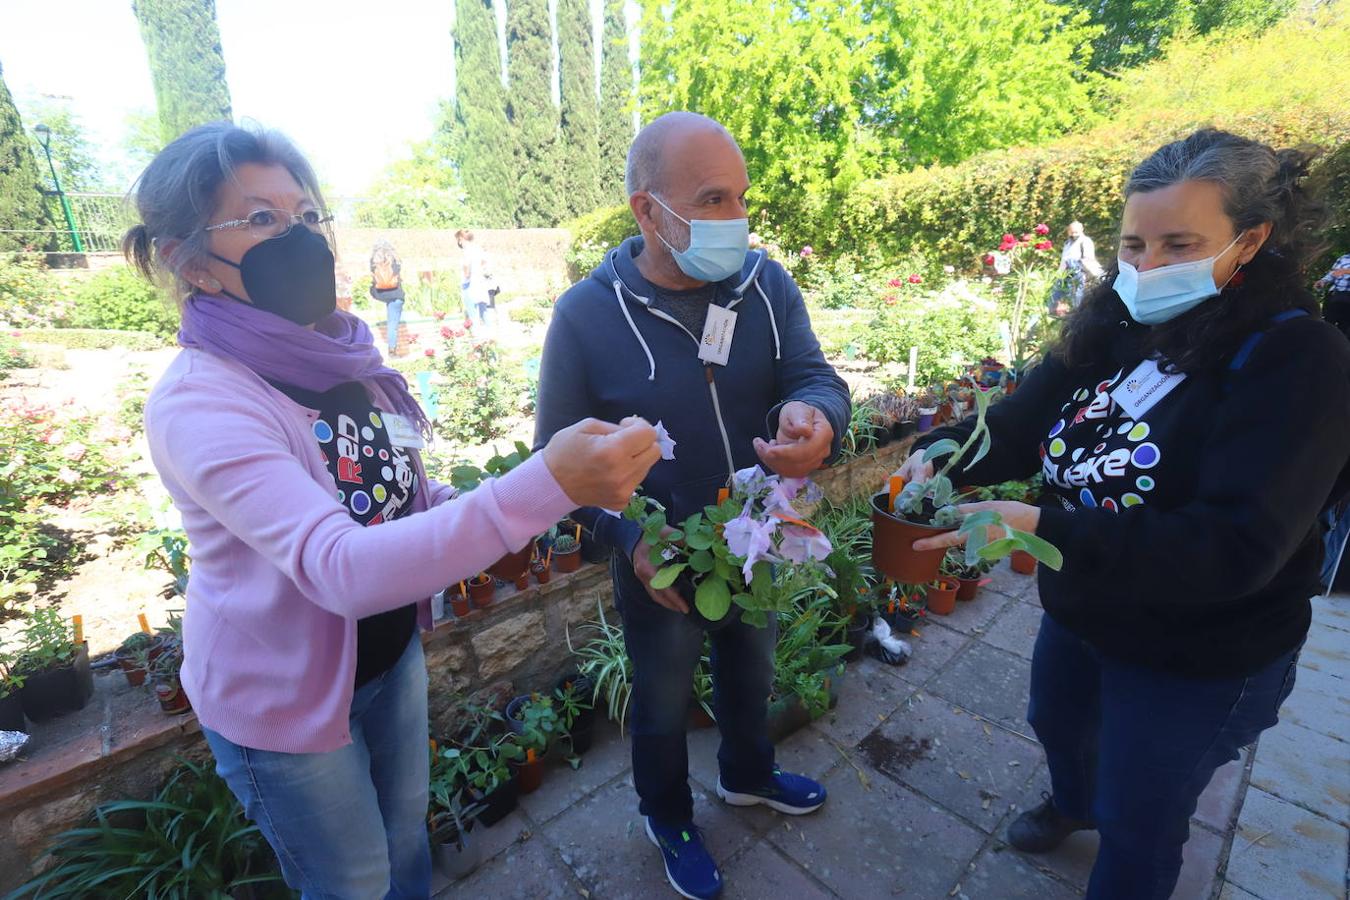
[{"left": 210, "top": 226, "right": 337, "bottom": 326}]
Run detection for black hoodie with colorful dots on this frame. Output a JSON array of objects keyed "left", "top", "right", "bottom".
[{"left": 916, "top": 314, "right": 1350, "bottom": 678}]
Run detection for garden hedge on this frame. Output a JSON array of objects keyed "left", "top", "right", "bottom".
[{"left": 15, "top": 328, "right": 168, "bottom": 351}]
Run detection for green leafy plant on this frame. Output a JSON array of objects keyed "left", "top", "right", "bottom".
[
  {"left": 65, "top": 266, "right": 179, "bottom": 338},
  {"left": 508, "top": 693, "right": 560, "bottom": 754},
  {"left": 14, "top": 607, "right": 78, "bottom": 676},
  {"left": 138, "top": 527, "right": 191, "bottom": 598},
  {"left": 567, "top": 605, "right": 632, "bottom": 732},
  {"left": 447, "top": 441, "right": 533, "bottom": 493},
  {"left": 8, "top": 759, "right": 285, "bottom": 898},
  {"left": 551, "top": 533, "right": 578, "bottom": 555},
  {"left": 433, "top": 337, "right": 525, "bottom": 445},
  {"left": 773, "top": 611, "right": 850, "bottom": 719},
  {"left": 893, "top": 387, "right": 1063, "bottom": 571},
  {"left": 0, "top": 637, "right": 26, "bottom": 699},
  {"left": 941, "top": 547, "right": 992, "bottom": 581}
]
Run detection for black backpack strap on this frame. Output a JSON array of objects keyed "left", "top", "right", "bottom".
[{"left": 1225, "top": 309, "right": 1309, "bottom": 392}]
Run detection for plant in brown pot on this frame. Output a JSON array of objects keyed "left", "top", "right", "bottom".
[
  {"left": 924, "top": 576, "right": 961, "bottom": 616},
  {"left": 551, "top": 534, "right": 582, "bottom": 573},
  {"left": 467, "top": 573, "right": 495, "bottom": 607},
  {"left": 114, "top": 631, "right": 165, "bottom": 688},
  {"left": 150, "top": 642, "right": 191, "bottom": 715},
  {"left": 941, "top": 549, "right": 992, "bottom": 602}
]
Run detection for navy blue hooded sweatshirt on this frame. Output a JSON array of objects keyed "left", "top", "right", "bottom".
[{"left": 533, "top": 236, "right": 851, "bottom": 558}]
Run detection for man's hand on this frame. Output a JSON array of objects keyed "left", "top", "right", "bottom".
[
  {"left": 911, "top": 501, "right": 1041, "bottom": 552},
  {"left": 540, "top": 417, "right": 661, "bottom": 510},
  {"left": 631, "top": 527, "right": 689, "bottom": 614},
  {"left": 754, "top": 401, "right": 833, "bottom": 479}
]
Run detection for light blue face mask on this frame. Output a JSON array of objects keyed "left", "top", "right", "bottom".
[
  {"left": 651, "top": 194, "right": 749, "bottom": 283},
  {"left": 1114, "top": 234, "right": 1244, "bottom": 325}
]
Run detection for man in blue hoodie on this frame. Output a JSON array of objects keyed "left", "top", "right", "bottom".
[{"left": 535, "top": 112, "right": 850, "bottom": 899}]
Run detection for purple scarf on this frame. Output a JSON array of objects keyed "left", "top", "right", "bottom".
[{"left": 178, "top": 294, "right": 431, "bottom": 438}]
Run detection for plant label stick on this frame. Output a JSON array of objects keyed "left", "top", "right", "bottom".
[
  {"left": 889, "top": 475, "right": 906, "bottom": 509},
  {"left": 137, "top": 613, "right": 152, "bottom": 634},
  {"left": 72, "top": 615, "right": 84, "bottom": 645}
]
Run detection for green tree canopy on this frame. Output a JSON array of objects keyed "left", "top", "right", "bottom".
[
  {"left": 558, "top": 0, "right": 602, "bottom": 218},
  {"left": 132, "top": 0, "right": 233, "bottom": 145},
  {"left": 354, "top": 128, "right": 473, "bottom": 229},
  {"left": 597, "top": 0, "right": 632, "bottom": 204},
  {"left": 18, "top": 99, "right": 104, "bottom": 192},
  {"left": 507, "top": 0, "right": 563, "bottom": 226},
  {"left": 0, "top": 63, "right": 56, "bottom": 252},
  {"left": 1070, "top": 0, "right": 1296, "bottom": 74},
  {"left": 451, "top": 0, "right": 518, "bottom": 227}
]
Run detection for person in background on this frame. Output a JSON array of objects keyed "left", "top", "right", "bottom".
[
  {"left": 894, "top": 128, "right": 1350, "bottom": 900},
  {"left": 126, "top": 122, "right": 662, "bottom": 900},
  {"left": 1315, "top": 249, "right": 1350, "bottom": 337},
  {"left": 455, "top": 229, "right": 494, "bottom": 329},
  {"left": 369, "top": 241, "right": 405, "bottom": 356},
  {"left": 1059, "top": 220, "right": 1105, "bottom": 309},
  {"left": 535, "top": 111, "right": 849, "bottom": 900}
]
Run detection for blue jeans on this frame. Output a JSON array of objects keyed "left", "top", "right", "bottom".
[
  {"left": 202, "top": 636, "right": 431, "bottom": 900},
  {"left": 612, "top": 557, "right": 777, "bottom": 826},
  {"left": 1028, "top": 612, "right": 1299, "bottom": 900},
  {"left": 385, "top": 300, "right": 403, "bottom": 354}
]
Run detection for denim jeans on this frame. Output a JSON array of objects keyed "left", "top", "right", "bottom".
[
  {"left": 385, "top": 299, "right": 404, "bottom": 354},
  {"left": 203, "top": 635, "right": 431, "bottom": 900},
  {"left": 612, "top": 556, "right": 778, "bottom": 827},
  {"left": 1028, "top": 612, "right": 1299, "bottom": 900}
]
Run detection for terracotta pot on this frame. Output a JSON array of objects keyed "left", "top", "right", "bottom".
[
  {"left": 871, "top": 492, "right": 956, "bottom": 585},
  {"left": 468, "top": 576, "right": 495, "bottom": 607},
  {"left": 1011, "top": 550, "right": 1037, "bottom": 575},
  {"left": 486, "top": 546, "right": 532, "bottom": 581},
  {"left": 513, "top": 572, "right": 530, "bottom": 591},
  {"left": 117, "top": 659, "right": 148, "bottom": 688},
  {"left": 154, "top": 679, "right": 192, "bottom": 715},
  {"left": 688, "top": 701, "right": 715, "bottom": 729},
  {"left": 448, "top": 592, "right": 471, "bottom": 617},
  {"left": 926, "top": 577, "right": 960, "bottom": 616},
  {"left": 531, "top": 562, "right": 551, "bottom": 584},
  {"left": 553, "top": 547, "right": 582, "bottom": 574},
  {"left": 512, "top": 750, "right": 547, "bottom": 795},
  {"left": 956, "top": 577, "right": 981, "bottom": 602}
]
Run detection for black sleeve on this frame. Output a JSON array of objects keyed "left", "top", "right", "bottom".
[
  {"left": 1037, "top": 320, "right": 1350, "bottom": 602},
  {"left": 910, "top": 354, "right": 1071, "bottom": 486},
  {"left": 764, "top": 273, "right": 852, "bottom": 463},
  {"left": 533, "top": 304, "right": 643, "bottom": 556}
]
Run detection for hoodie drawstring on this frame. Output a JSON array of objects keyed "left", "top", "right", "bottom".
[
  {"left": 613, "top": 279, "right": 657, "bottom": 381},
  {"left": 754, "top": 279, "right": 782, "bottom": 361}
]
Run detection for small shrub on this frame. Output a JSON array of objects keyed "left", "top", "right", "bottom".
[
  {"left": 66, "top": 266, "right": 179, "bottom": 338},
  {"left": 0, "top": 253, "right": 64, "bottom": 329},
  {"left": 509, "top": 303, "right": 547, "bottom": 326},
  {"left": 0, "top": 331, "right": 34, "bottom": 378},
  {"left": 14, "top": 328, "right": 168, "bottom": 350},
  {"left": 433, "top": 336, "right": 525, "bottom": 445},
  {"left": 563, "top": 204, "right": 636, "bottom": 283},
  {"left": 857, "top": 282, "right": 1005, "bottom": 387}
]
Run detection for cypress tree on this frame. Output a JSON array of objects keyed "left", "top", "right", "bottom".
[
  {"left": 452, "top": 0, "right": 517, "bottom": 227},
  {"left": 507, "top": 0, "right": 563, "bottom": 226},
  {"left": 557, "top": 0, "right": 602, "bottom": 217},
  {"left": 597, "top": 0, "right": 631, "bottom": 203},
  {"left": 131, "top": 0, "right": 233, "bottom": 145},
  {"left": 0, "top": 62, "right": 56, "bottom": 252}
]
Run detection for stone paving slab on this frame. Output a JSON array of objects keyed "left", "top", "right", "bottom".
[
  {"left": 1172, "top": 824, "right": 1226, "bottom": 900},
  {"left": 1226, "top": 786, "right": 1349, "bottom": 900},
  {"left": 1276, "top": 662, "right": 1350, "bottom": 741},
  {"left": 518, "top": 720, "right": 632, "bottom": 826},
  {"left": 1309, "top": 595, "right": 1350, "bottom": 634},
  {"left": 810, "top": 659, "right": 916, "bottom": 747},
  {"left": 1194, "top": 748, "right": 1250, "bottom": 833},
  {"left": 1219, "top": 882, "right": 1264, "bottom": 900},
  {"left": 443, "top": 836, "right": 583, "bottom": 899},
  {"left": 857, "top": 693, "right": 1042, "bottom": 833},
  {"left": 890, "top": 620, "right": 974, "bottom": 687},
  {"left": 764, "top": 761, "right": 985, "bottom": 899},
  {"left": 928, "top": 591, "right": 1012, "bottom": 636},
  {"left": 1248, "top": 718, "right": 1350, "bottom": 826},
  {"left": 956, "top": 845, "right": 1083, "bottom": 900},
  {"left": 978, "top": 601, "right": 1044, "bottom": 662},
  {"left": 719, "top": 839, "right": 835, "bottom": 900},
  {"left": 982, "top": 560, "right": 1035, "bottom": 602},
  {"left": 928, "top": 642, "right": 1034, "bottom": 737}
]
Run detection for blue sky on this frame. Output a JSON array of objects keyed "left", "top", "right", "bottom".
[{"left": 0, "top": 0, "right": 633, "bottom": 197}]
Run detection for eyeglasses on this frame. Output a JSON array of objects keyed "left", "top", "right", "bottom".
[{"left": 204, "top": 208, "right": 333, "bottom": 241}]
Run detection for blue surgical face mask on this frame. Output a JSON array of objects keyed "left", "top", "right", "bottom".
[
  {"left": 650, "top": 194, "right": 749, "bottom": 283},
  {"left": 1114, "top": 234, "right": 1244, "bottom": 325}
]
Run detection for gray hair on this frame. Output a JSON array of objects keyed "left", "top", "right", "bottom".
[
  {"left": 1125, "top": 128, "right": 1322, "bottom": 263},
  {"left": 625, "top": 111, "right": 736, "bottom": 197},
  {"left": 122, "top": 121, "right": 329, "bottom": 302}
]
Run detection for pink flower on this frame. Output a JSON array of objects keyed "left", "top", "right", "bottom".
[
  {"left": 1001, "top": 234, "right": 1015, "bottom": 244},
  {"left": 723, "top": 505, "right": 780, "bottom": 581},
  {"left": 1034, "top": 240, "right": 1054, "bottom": 251},
  {"left": 1034, "top": 223, "right": 1050, "bottom": 236},
  {"left": 888, "top": 278, "right": 903, "bottom": 288},
  {"left": 62, "top": 442, "right": 87, "bottom": 462},
  {"left": 777, "top": 524, "right": 832, "bottom": 564},
  {"left": 799, "top": 246, "right": 814, "bottom": 258},
  {"left": 1022, "top": 233, "right": 1034, "bottom": 242},
  {"left": 998, "top": 240, "right": 1015, "bottom": 252},
  {"left": 983, "top": 253, "right": 997, "bottom": 266},
  {"left": 440, "top": 326, "right": 453, "bottom": 339},
  {"left": 433, "top": 311, "right": 446, "bottom": 321},
  {"left": 424, "top": 348, "right": 435, "bottom": 357},
  {"left": 884, "top": 295, "right": 897, "bottom": 306},
  {"left": 57, "top": 467, "right": 79, "bottom": 485},
  {"left": 907, "top": 274, "right": 923, "bottom": 284}
]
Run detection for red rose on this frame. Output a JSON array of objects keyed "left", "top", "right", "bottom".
[
  {"left": 888, "top": 278, "right": 903, "bottom": 287},
  {"left": 1034, "top": 240, "right": 1053, "bottom": 251},
  {"left": 440, "top": 326, "right": 453, "bottom": 339},
  {"left": 884, "top": 295, "right": 898, "bottom": 306},
  {"left": 998, "top": 241, "right": 1015, "bottom": 252},
  {"left": 433, "top": 311, "right": 446, "bottom": 321},
  {"left": 1001, "top": 234, "right": 1015, "bottom": 244},
  {"left": 983, "top": 253, "right": 997, "bottom": 266},
  {"left": 908, "top": 274, "right": 923, "bottom": 284},
  {"left": 1034, "top": 223, "right": 1050, "bottom": 236},
  {"left": 1022, "top": 233, "right": 1034, "bottom": 242},
  {"left": 424, "top": 348, "right": 435, "bottom": 357}
]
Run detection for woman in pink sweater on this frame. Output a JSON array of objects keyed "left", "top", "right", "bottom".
[{"left": 126, "top": 122, "right": 659, "bottom": 899}]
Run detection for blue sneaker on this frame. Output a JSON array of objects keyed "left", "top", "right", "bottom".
[
  {"left": 645, "top": 817, "right": 723, "bottom": 899},
  {"left": 716, "top": 767, "right": 827, "bottom": 815}
]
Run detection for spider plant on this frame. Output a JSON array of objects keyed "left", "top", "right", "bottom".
[{"left": 566, "top": 603, "right": 632, "bottom": 734}]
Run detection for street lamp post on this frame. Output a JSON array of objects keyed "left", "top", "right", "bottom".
[{"left": 34, "top": 123, "right": 84, "bottom": 253}]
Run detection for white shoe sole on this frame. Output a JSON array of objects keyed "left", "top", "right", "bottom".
[
  {"left": 716, "top": 778, "right": 824, "bottom": 815},
  {"left": 645, "top": 819, "right": 720, "bottom": 900}
]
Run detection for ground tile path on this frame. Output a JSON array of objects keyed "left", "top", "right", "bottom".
[{"left": 434, "top": 569, "right": 1350, "bottom": 899}]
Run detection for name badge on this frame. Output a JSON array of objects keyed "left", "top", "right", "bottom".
[
  {"left": 1109, "top": 359, "right": 1187, "bottom": 420},
  {"left": 698, "top": 305, "right": 737, "bottom": 366},
  {"left": 382, "top": 413, "right": 426, "bottom": 449}
]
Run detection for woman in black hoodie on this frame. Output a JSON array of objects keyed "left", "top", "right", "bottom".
[{"left": 898, "top": 129, "right": 1350, "bottom": 899}]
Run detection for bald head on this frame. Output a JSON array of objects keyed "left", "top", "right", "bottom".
[{"left": 625, "top": 112, "right": 741, "bottom": 197}]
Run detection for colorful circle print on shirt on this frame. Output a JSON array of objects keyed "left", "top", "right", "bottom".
[
  {"left": 312, "top": 394, "right": 418, "bottom": 527},
  {"left": 1039, "top": 368, "right": 1163, "bottom": 513}
]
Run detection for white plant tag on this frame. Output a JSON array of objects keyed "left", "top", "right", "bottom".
[
  {"left": 381, "top": 413, "right": 426, "bottom": 449},
  {"left": 1110, "top": 358, "right": 1187, "bottom": 420},
  {"left": 698, "top": 305, "right": 737, "bottom": 366}
]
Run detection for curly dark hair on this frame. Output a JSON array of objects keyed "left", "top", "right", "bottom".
[{"left": 1056, "top": 129, "right": 1328, "bottom": 374}]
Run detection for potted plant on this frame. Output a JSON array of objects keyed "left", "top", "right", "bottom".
[
  {"left": 624, "top": 465, "right": 834, "bottom": 630},
  {"left": 554, "top": 674, "right": 597, "bottom": 755},
  {"left": 884, "top": 393, "right": 920, "bottom": 440},
  {"left": 872, "top": 385, "right": 1063, "bottom": 585},
  {"left": 439, "top": 702, "right": 520, "bottom": 826},
  {"left": 941, "top": 549, "right": 991, "bottom": 602},
  {"left": 447, "top": 583, "right": 472, "bottom": 617},
  {"left": 467, "top": 573, "right": 494, "bottom": 607},
  {"left": 689, "top": 658, "right": 715, "bottom": 728},
  {"left": 551, "top": 534, "right": 582, "bottom": 574},
  {"left": 427, "top": 785, "right": 486, "bottom": 882},
  {"left": 114, "top": 631, "right": 165, "bottom": 688},
  {"left": 925, "top": 576, "right": 960, "bottom": 616},
  {"left": 842, "top": 395, "right": 882, "bottom": 457},
  {"left": 512, "top": 570, "right": 531, "bottom": 591},
  {"left": 150, "top": 642, "right": 191, "bottom": 714},
  {"left": 501, "top": 694, "right": 555, "bottom": 795},
  {"left": 568, "top": 607, "right": 633, "bottom": 733},
  {"left": 1010, "top": 550, "right": 1038, "bottom": 575},
  {"left": 531, "top": 556, "right": 552, "bottom": 584},
  {"left": 0, "top": 643, "right": 26, "bottom": 733},
  {"left": 879, "top": 583, "right": 924, "bottom": 633},
  {"left": 15, "top": 608, "right": 94, "bottom": 722},
  {"left": 916, "top": 391, "right": 939, "bottom": 433}
]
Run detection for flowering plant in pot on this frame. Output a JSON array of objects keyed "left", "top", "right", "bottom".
[
  {"left": 114, "top": 631, "right": 165, "bottom": 688},
  {"left": 502, "top": 695, "right": 555, "bottom": 794},
  {"left": 624, "top": 466, "right": 833, "bottom": 629},
  {"left": 872, "top": 386, "right": 1062, "bottom": 585},
  {"left": 14, "top": 608, "right": 93, "bottom": 722}
]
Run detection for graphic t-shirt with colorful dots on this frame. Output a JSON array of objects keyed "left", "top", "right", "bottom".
[
  {"left": 1038, "top": 367, "right": 1165, "bottom": 515},
  {"left": 275, "top": 379, "right": 420, "bottom": 687}
]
